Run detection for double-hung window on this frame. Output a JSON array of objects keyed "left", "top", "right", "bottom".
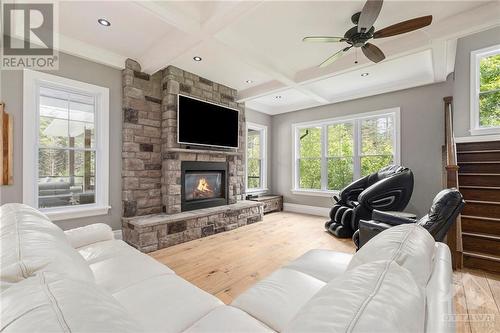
[
  {"left": 23, "top": 70, "right": 110, "bottom": 220},
  {"left": 470, "top": 45, "right": 500, "bottom": 135},
  {"left": 293, "top": 108, "right": 400, "bottom": 195},
  {"left": 246, "top": 122, "right": 267, "bottom": 193}
]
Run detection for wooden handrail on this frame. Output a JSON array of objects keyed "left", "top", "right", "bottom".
[{"left": 443, "top": 96, "right": 463, "bottom": 270}]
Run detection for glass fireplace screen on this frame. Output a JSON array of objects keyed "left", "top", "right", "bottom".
[{"left": 184, "top": 172, "right": 223, "bottom": 201}]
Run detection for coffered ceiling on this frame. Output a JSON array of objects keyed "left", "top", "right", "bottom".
[{"left": 20, "top": 1, "right": 500, "bottom": 114}]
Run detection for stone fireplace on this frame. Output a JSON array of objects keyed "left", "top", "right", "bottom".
[
  {"left": 120, "top": 60, "right": 264, "bottom": 252},
  {"left": 181, "top": 161, "right": 228, "bottom": 212}
]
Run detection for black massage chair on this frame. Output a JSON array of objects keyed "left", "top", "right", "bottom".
[
  {"left": 325, "top": 165, "right": 414, "bottom": 238},
  {"left": 354, "top": 188, "right": 465, "bottom": 249}
]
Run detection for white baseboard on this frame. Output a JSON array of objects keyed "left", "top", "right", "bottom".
[
  {"left": 113, "top": 229, "right": 123, "bottom": 240},
  {"left": 283, "top": 203, "right": 330, "bottom": 217}
]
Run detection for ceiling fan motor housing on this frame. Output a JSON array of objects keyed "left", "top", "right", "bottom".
[{"left": 344, "top": 26, "right": 374, "bottom": 47}]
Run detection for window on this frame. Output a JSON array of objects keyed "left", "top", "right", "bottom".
[
  {"left": 292, "top": 108, "right": 400, "bottom": 195},
  {"left": 246, "top": 122, "right": 267, "bottom": 192},
  {"left": 23, "top": 70, "right": 110, "bottom": 221},
  {"left": 470, "top": 45, "right": 500, "bottom": 135}
]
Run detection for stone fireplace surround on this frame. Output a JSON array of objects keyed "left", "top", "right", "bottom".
[{"left": 121, "top": 59, "right": 263, "bottom": 252}]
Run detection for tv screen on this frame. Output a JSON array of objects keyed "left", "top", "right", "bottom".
[{"left": 178, "top": 95, "right": 239, "bottom": 149}]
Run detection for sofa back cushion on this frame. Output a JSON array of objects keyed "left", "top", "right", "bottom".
[
  {"left": 285, "top": 260, "right": 425, "bottom": 333},
  {"left": 348, "top": 223, "right": 435, "bottom": 287},
  {"left": 0, "top": 272, "right": 141, "bottom": 332},
  {"left": 0, "top": 203, "right": 94, "bottom": 292}
]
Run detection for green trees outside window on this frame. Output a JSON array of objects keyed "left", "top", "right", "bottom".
[
  {"left": 295, "top": 112, "right": 397, "bottom": 192},
  {"left": 247, "top": 129, "right": 261, "bottom": 189},
  {"left": 479, "top": 53, "right": 500, "bottom": 128}
]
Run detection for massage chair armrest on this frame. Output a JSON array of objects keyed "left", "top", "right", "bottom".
[
  {"left": 339, "top": 176, "right": 368, "bottom": 203},
  {"left": 357, "top": 171, "right": 414, "bottom": 212},
  {"left": 372, "top": 210, "right": 417, "bottom": 226},
  {"left": 64, "top": 223, "right": 114, "bottom": 249}
]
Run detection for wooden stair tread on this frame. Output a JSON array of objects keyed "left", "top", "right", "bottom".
[
  {"left": 458, "top": 161, "right": 500, "bottom": 164},
  {"left": 461, "top": 215, "right": 500, "bottom": 222},
  {"left": 459, "top": 173, "right": 500, "bottom": 176},
  {"left": 460, "top": 186, "right": 500, "bottom": 190},
  {"left": 465, "top": 200, "right": 500, "bottom": 205},
  {"left": 462, "top": 232, "right": 500, "bottom": 241},
  {"left": 458, "top": 150, "right": 500, "bottom": 154},
  {"left": 463, "top": 251, "right": 500, "bottom": 263}
]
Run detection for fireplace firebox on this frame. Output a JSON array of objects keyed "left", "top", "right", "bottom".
[{"left": 181, "top": 161, "right": 228, "bottom": 212}]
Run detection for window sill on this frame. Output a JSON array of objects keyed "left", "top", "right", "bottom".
[
  {"left": 42, "top": 205, "right": 111, "bottom": 221},
  {"left": 469, "top": 127, "right": 500, "bottom": 136},
  {"left": 291, "top": 189, "right": 339, "bottom": 197}
]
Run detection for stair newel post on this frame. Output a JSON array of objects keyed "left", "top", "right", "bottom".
[{"left": 443, "top": 96, "right": 463, "bottom": 270}]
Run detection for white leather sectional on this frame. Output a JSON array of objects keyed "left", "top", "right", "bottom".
[{"left": 0, "top": 203, "right": 454, "bottom": 332}]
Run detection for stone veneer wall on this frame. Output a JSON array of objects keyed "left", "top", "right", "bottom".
[
  {"left": 161, "top": 66, "right": 245, "bottom": 214},
  {"left": 122, "top": 60, "right": 246, "bottom": 218},
  {"left": 122, "top": 60, "right": 163, "bottom": 217}
]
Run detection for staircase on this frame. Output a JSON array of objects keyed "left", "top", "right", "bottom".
[{"left": 457, "top": 140, "right": 500, "bottom": 273}]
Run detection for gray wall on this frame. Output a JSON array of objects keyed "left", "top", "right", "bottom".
[
  {"left": 246, "top": 108, "right": 273, "bottom": 194},
  {"left": 0, "top": 52, "right": 123, "bottom": 231},
  {"left": 272, "top": 79, "right": 453, "bottom": 216},
  {"left": 453, "top": 26, "right": 500, "bottom": 137}
]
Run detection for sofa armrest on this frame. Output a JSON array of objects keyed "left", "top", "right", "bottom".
[{"left": 64, "top": 223, "right": 114, "bottom": 249}]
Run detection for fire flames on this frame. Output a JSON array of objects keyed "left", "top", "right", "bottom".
[{"left": 196, "top": 178, "right": 213, "bottom": 194}]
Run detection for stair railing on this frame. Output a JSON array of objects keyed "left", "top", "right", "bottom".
[{"left": 443, "top": 96, "right": 463, "bottom": 269}]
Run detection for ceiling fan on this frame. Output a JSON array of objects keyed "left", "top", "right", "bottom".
[{"left": 303, "top": 0, "right": 432, "bottom": 67}]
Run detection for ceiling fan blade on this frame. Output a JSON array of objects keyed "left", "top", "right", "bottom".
[
  {"left": 361, "top": 43, "right": 385, "bottom": 63},
  {"left": 358, "top": 0, "right": 383, "bottom": 33},
  {"left": 303, "top": 36, "right": 345, "bottom": 43},
  {"left": 319, "top": 47, "right": 351, "bottom": 68},
  {"left": 373, "top": 15, "right": 432, "bottom": 38}
]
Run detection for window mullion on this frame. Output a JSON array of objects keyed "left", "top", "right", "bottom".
[
  {"left": 353, "top": 119, "right": 361, "bottom": 179},
  {"left": 321, "top": 124, "right": 328, "bottom": 191}
]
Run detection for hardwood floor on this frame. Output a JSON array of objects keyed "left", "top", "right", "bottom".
[{"left": 150, "top": 211, "right": 500, "bottom": 330}]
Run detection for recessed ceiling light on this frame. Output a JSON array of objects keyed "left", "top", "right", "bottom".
[
  {"left": 275, "top": 95, "right": 282, "bottom": 99},
  {"left": 361, "top": 72, "right": 369, "bottom": 77},
  {"left": 246, "top": 80, "right": 253, "bottom": 83},
  {"left": 98, "top": 18, "right": 111, "bottom": 27},
  {"left": 193, "top": 56, "right": 202, "bottom": 62}
]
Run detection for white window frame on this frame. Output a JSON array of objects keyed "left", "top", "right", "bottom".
[
  {"left": 245, "top": 122, "right": 268, "bottom": 194},
  {"left": 23, "top": 69, "right": 110, "bottom": 221},
  {"left": 291, "top": 108, "right": 400, "bottom": 196},
  {"left": 470, "top": 44, "right": 500, "bottom": 136}
]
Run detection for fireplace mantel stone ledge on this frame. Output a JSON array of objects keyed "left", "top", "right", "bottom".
[
  {"left": 164, "top": 148, "right": 243, "bottom": 156},
  {"left": 122, "top": 201, "right": 264, "bottom": 252}
]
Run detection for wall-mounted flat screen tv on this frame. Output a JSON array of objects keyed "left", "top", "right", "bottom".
[{"left": 177, "top": 94, "right": 239, "bottom": 149}]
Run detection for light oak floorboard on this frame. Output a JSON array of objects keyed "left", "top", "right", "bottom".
[
  {"left": 151, "top": 211, "right": 500, "bottom": 330},
  {"left": 151, "top": 212, "right": 353, "bottom": 300}
]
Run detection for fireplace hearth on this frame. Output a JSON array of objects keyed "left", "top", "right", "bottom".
[{"left": 181, "top": 161, "right": 228, "bottom": 212}]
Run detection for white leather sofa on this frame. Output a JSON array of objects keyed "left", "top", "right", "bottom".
[{"left": 0, "top": 203, "right": 454, "bottom": 332}]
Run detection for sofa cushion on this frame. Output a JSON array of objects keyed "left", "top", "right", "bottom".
[
  {"left": 113, "top": 273, "right": 223, "bottom": 333},
  {"left": 0, "top": 203, "right": 94, "bottom": 292},
  {"left": 185, "top": 306, "right": 275, "bottom": 333},
  {"left": 347, "top": 223, "right": 435, "bottom": 287},
  {"left": 285, "top": 260, "right": 425, "bottom": 333},
  {"left": 284, "top": 249, "right": 352, "bottom": 282},
  {"left": 231, "top": 268, "right": 326, "bottom": 332},
  {"left": 89, "top": 247, "right": 175, "bottom": 293},
  {"left": 64, "top": 223, "right": 114, "bottom": 248},
  {"left": 0, "top": 272, "right": 141, "bottom": 332}
]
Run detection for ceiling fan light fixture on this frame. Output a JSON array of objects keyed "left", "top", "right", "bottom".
[
  {"left": 361, "top": 72, "right": 369, "bottom": 77},
  {"left": 98, "top": 18, "right": 111, "bottom": 27},
  {"left": 193, "top": 56, "right": 202, "bottom": 62}
]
